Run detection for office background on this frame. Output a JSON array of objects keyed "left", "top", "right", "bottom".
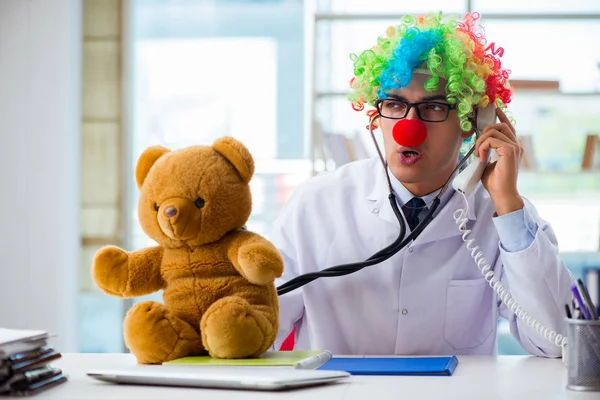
[{"left": 1, "top": 0, "right": 599, "bottom": 355}]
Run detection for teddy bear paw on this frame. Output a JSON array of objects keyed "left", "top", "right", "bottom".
[
  {"left": 124, "top": 301, "right": 205, "bottom": 364},
  {"left": 201, "top": 296, "right": 274, "bottom": 359},
  {"left": 237, "top": 244, "right": 284, "bottom": 285},
  {"left": 92, "top": 246, "right": 130, "bottom": 296}
]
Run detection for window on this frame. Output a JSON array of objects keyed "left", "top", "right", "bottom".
[
  {"left": 133, "top": 38, "right": 277, "bottom": 157},
  {"left": 480, "top": 20, "right": 600, "bottom": 92}
]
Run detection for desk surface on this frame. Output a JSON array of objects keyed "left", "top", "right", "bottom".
[{"left": 6, "top": 353, "right": 598, "bottom": 400}]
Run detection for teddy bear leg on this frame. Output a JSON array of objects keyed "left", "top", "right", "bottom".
[
  {"left": 200, "top": 296, "right": 275, "bottom": 359},
  {"left": 124, "top": 300, "right": 206, "bottom": 364}
]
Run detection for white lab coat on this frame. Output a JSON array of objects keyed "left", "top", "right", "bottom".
[{"left": 270, "top": 157, "right": 573, "bottom": 357}]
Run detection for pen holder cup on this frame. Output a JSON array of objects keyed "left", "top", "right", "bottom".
[{"left": 566, "top": 318, "right": 600, "bottom": 391}]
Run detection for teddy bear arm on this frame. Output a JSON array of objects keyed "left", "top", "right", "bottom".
[{"left": 123, "top": 246, "right": 166, "bottom": 297}]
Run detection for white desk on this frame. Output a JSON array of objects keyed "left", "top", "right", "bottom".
[{"left": 5, "top": 353, "right": 598, "bottom": 400}]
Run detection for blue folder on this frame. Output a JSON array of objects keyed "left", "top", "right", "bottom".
[{"left": 318, "top": 355, "right": 459, "bottom": 376}]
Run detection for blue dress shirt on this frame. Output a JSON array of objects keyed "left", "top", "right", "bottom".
[{"left": 492, "top": 207, "right": 537, "bottom": 252}]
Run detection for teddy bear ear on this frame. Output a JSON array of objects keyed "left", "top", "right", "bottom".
[
  {"left": 212, "top": 137, "right": 255, "bottom": 184},
  {"left": 135, "top": 146, "right": 170, "bottom": 188}
]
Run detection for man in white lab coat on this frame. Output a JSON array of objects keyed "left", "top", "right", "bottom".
[{"left": 270, "top": 13, "right": 573, "bottom": 357}]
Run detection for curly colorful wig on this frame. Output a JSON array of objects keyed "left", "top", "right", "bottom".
[{"left": 349, "top": 12, "right": 512, "bottom": 132}]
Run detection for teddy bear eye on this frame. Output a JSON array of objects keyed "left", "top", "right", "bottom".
[
  {"left": 154, "top": 203, "right": 159, "bottom": 212},
  {"left": 194, "top": 197, "right": 205, "bottom": 209}
]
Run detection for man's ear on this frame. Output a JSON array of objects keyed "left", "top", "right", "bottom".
[
  {"left": 212, "top": 136, "right": 254, "bottom": 184},
  {"left": 135, "top": 146, "right": 170, "bottom": 188},
  {"left": 461, "top": 128, "right": 476, "bottom": 140}
]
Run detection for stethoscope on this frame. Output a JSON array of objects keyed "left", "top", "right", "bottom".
[{"left": 276, "top": 113, "right": 478, "bottom": 296}]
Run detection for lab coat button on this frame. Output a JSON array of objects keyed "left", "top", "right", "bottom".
[
  {"left": 408, "top": 247, "right": 413, "bottom": 253},
  {"left": 372, "top": 208, "right": 379, "bottom": 215},
  {"left": 402, "top": 309, "right": 408, "bottom": 315}
]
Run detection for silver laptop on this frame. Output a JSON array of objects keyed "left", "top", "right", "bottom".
[{"left": 87, "top": 366, "right": 350, "bottom": 391}]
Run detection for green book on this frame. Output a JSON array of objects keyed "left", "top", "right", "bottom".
[{"left": 164, "top": 350, "right": 332, "bottom": 370}]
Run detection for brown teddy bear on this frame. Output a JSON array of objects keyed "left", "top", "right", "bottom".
[{"left": 92, "top": 137, "right": 284, "bottom": 364}]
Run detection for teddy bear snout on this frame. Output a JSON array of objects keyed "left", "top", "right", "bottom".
[
  {"left": 157, "top": 198, "right": 203, "bottom": 240},
  {"left": 165, "top": 207, "right": 178, "bottom": 218}
]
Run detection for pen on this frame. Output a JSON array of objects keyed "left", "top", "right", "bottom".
[
  {"left": 564, "top": 304, "right": 572, "bottom": 319},
  {"left": 572, "top": 300, "right": 583, "bottom": 319},
  {"left": 577, "top": 278, "right": 598, "bottom": 320},
  {"left": 571, "top": 284, "right": 592, "bottom": 320}
]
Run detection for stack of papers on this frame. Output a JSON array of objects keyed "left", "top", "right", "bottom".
[{"left": 0, "top": 328, "right": 67, "bottom": 396}]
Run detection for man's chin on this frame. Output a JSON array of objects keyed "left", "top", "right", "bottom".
[{"left": 388, "top": 164, "right": 425, "bottom": 184}]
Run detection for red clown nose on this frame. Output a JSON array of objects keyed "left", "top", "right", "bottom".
[{"left": 392, "top": 119, "right": 427, "bottom": 147}]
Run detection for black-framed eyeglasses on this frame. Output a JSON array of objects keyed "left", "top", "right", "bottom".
[{"left": 375, "top": 98, "right": 457, "bottom": 122}]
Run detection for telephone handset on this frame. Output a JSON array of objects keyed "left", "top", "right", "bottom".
[
  {"left": 450, "top": 104, "right": 568, "bottom": 351},
  {"left": 452, "top": 104, "right": 498, "bottom": 196}
]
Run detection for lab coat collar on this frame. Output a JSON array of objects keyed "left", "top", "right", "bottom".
[{"left": 366, "top": 159, "right": 478, "bottom": 245}]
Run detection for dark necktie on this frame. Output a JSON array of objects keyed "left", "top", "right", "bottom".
[{"left": 403, "top": 197, "right": 426, "bottom": 231}]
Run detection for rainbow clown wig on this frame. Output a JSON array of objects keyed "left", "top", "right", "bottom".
[{"left": 348, "top": 12, "right": 512, "bottom": 132}]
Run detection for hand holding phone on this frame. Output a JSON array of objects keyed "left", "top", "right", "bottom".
[{"left": 454, "top": 103, "right": 524, "bottom": 216}]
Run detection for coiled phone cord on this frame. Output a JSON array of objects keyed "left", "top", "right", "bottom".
[{"left": 453, "top": 193, "right": 568, "bottom": 349}]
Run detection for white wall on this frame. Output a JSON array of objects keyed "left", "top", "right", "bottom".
[{"left": 0, "top": 0, "right": 82, "bottom": 352}]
